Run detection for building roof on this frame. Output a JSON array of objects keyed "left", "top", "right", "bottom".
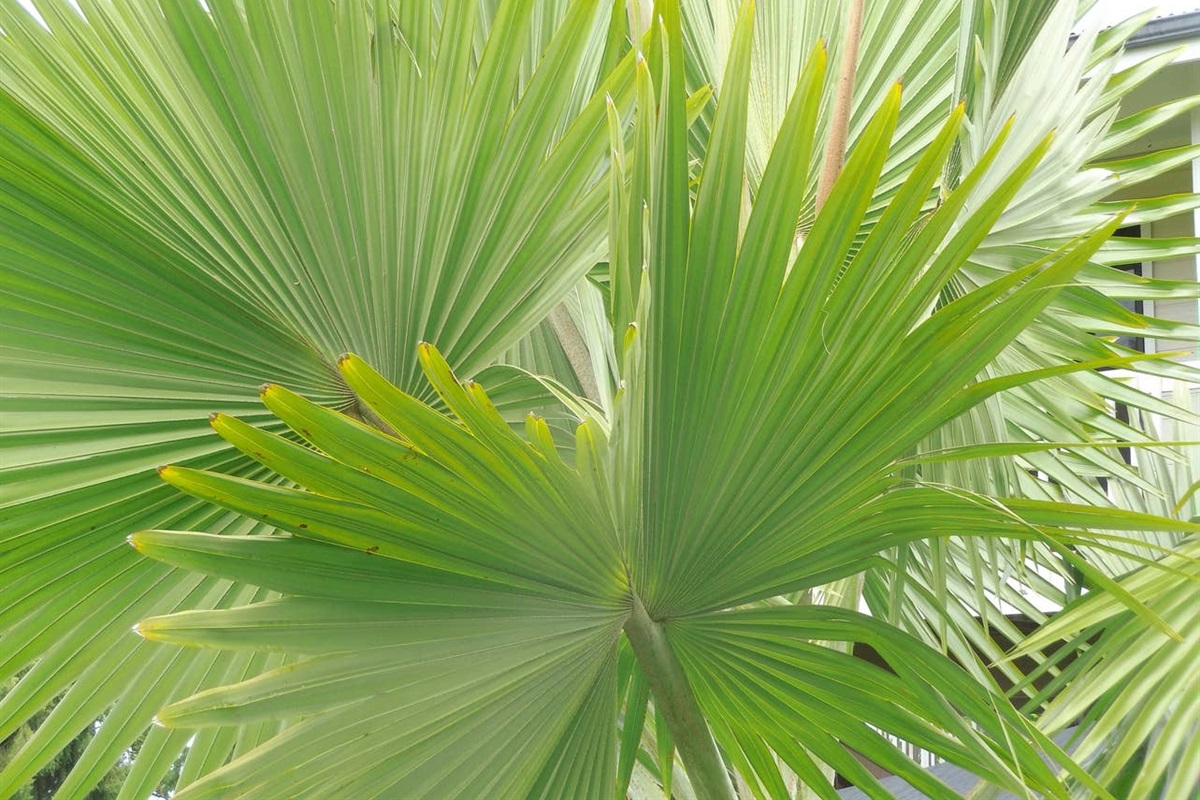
[
  {"left": 1128, "top": 10, "right": 1200, "bottom": 45},
  {"left": 1073, "top": 1, "right": 1200, "bottom": 46},
  {"left": 836, "top": 728, "right": 1083, "bottom": 800}
]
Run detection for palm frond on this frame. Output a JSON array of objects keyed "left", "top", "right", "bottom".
[
  {"left": 1011, "top": 538, "right": 1200, "bottom": 800},
  {"left": 0, "top": 0, "right": 630, "bottom": 792},
  {"left": 127, "top": 345, "right": 627, "bottom": 798}
]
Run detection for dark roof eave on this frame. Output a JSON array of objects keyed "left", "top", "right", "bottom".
[
  {"left": 1127, "top": 10, "right": 1200, "bottom": 47},
  {"left": 1075, "top": 9, "right": 1200, "bottom": 50},
  {"left": 1068, "top": 10, "right": 1200, "bottom": 49}
]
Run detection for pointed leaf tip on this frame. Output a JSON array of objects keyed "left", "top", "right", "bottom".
[{"left": 417, "top": 341, "right": 451, "bottom": 368}]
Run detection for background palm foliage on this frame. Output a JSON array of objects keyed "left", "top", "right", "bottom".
[{"left": 1, "top": 0, "right": 1197, "bottom": 799}]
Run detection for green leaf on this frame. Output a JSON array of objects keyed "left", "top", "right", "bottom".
[
  {"left": 1, "top": 0, "right": 631, "bottom": 790},
  {"left": 7, "top": 1, "right": 1199, "bottom": 796},
  {"left": 669, "top": 606, "right": 1105, "bottom": 800},
  {"left": 1011, "top": 539, "right": 1200, "bottom": 799}
]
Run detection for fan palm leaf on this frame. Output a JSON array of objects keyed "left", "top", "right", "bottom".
[
  {"left": 3, "top": 0, "right": 1198, "bottom": 797},
  {"left": 103, "top": 3, "right": 1198, "bottom": 797},
  {"left": 1, "top": 0, "right": 635, "bottom": 793}
]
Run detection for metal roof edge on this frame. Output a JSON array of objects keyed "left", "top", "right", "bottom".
[
  {"left": 1069, "top": 9, "right": 1200, "bottom": 48},
  {"left": 1125, "top": 9, "right": 1200, "bottom": 47}
]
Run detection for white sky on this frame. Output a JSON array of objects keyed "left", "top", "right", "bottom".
[
  {"left": 1080, "top": 0, "right": 1200, "bottom": 29},
  {"left": 12, "top": 0, "right": 1200, "bottom": 33}
]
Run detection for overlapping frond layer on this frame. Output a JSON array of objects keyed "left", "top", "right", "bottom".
[
  {"left": 876, "top": 0, "right": 1199, "bottom": 694},
  {"left": 669, "top": 607, "right": 1099, "bottom": 800},
  {"left": 122, "top": 347, "right": 630, "bottom": 798},
  {"left": 1, "top": 0, "right": 625, "bottom": 390},
  {"left": 0, "top": 449, "right": 282, "bottom": 797},
  {"left": 1012, "top": 538, "right": 1200, "bottom": 800},
  {"left": 956, "top": 2, "right": 1200, "bottom": 430},
  {"left": 960, "top": 1, "right": 1200, "bottom": 346},
  {"left": 681, "top": 0, "right": 959, "bottom": 217},
  {"left": 863, "top": 534, "right": 1049, "bottom": 689},
  {"left": 617, "top": 6, "right": 1196, "bottom": 620},
  {"left": 0, "top": 0, "right": 631, "bottom": 792},
  {"left": 132, "top": 544, "right": 622, "bottom": 800},
  {"left": 877, "top": 381, "right": 1197, "bottom": 665}
]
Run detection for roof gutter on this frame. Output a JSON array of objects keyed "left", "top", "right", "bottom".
[
  {"left": 1127, "top": 10, "right": 1200, "bottom": 47},
  {"left": 1069, "top": 10, "right": 1200, "bottom": 49}
]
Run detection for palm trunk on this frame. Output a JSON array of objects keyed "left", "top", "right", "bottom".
[{"left": 623, "top": 595, "right": 736, "bottom": 800}]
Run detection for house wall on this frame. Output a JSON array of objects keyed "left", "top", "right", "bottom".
[
  {"left": 1105, "top": 162, "right": 1198, "bottom": 361},
  {"left": 1150, "top": 204, "right": 1200, "bottom": 359}
]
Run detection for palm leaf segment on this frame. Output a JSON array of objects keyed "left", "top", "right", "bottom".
[
  {"left": 132, "top": 350, "right": 627, "bottom": 799},
  {"left": 1010, "top": 537, "right": 1200, "bottom": 800},
  {"left": 114, "top": 5, "right": 1200, "bottom": 798},
  {"left": 1, "top": 0, "right": 633, "bottom": 795}
]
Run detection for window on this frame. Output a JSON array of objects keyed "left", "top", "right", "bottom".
[{"left": 1111, "top": 223, "right": 1145, "bottom": 354}]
